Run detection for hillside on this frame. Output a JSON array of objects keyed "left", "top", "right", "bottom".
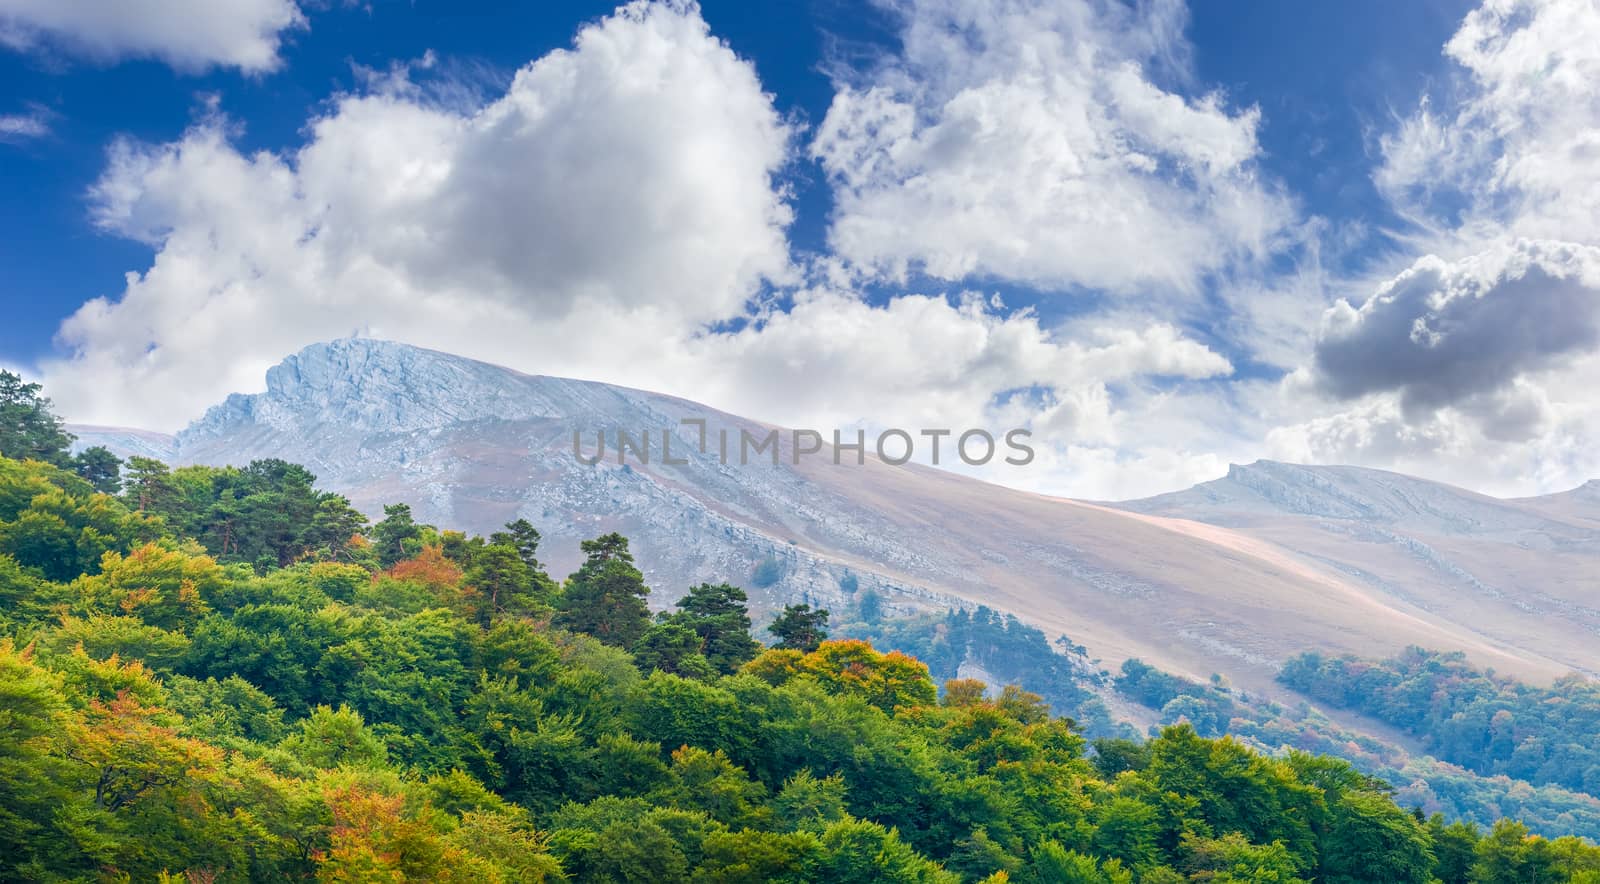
[{"left": 1117, "top": 461, "right": 1600, "bottom": 681}]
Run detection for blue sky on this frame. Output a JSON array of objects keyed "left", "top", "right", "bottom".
[
  {"left": 1, "top": 0, "right": 1596, "bottom": 498},
  {"left": 0, "top": 0, "right": 1468, "bottom": 362}
]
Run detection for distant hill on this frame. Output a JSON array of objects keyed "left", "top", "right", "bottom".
[{"left": 1117, "top": 459, "right": 1600, "bottom": 680}]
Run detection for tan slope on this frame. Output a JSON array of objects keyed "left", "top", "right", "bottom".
[
  {"left": 775, "top": 454, "right": 1577, "bottom": 693},
  {"left": 1113, "top": 461, "right": 1600, "bottom": 686}
]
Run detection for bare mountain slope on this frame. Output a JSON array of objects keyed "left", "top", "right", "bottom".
[
  {"left": 1118, "top": 461, "right": 1600, "bottom": 680},
  {"left": 1515, "top": 480, "right": 1600, "bottom": 530},
  {"left": 69, "top": 339, "right": 1600, "bottom": 694}
]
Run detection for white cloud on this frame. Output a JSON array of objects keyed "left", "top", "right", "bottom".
[
  {"left": 1274, "top": 0, "right": 1600, "bottom": 495},
  {"left": 1377, "top": 0, "right": 1600, "bottom": 247},
  {"left": 0, "top": 104, "right": 49, "bottom": 141},
  {"left": 0, "top": 0, "right": 305, "bottom": 73},
  {"left": 37, "top": 0, "right": 1242, "bottom": 506},
  {"left": 810, "top": 0, "right": 1292, "bottom": 295},
  {"left": 1257, "top": 235, "right": 1600, "bottom": 496},
  {"left": 47, "top": 0, "right": 795, "bottom": 426},
  {"left": 689, "top": 288, "right": 1230, "bottom": 436},
  {"left": 1266, "top": 362, "right": 1600, "bottom": 497},
  {"left": 687, "top": 288, "right": 1238, "bottom": 500}
]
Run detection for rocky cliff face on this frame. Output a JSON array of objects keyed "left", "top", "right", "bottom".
[
  {"left": 147, "top": 339, "right": 921, "bottom": 617},
  {"left": 182, "top": 339, "right": 566, "bottom": 440}
]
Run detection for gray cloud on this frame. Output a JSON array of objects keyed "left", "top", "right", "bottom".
[{"left": 1313, "top": 240, "right": 1600, "bottom": 417}]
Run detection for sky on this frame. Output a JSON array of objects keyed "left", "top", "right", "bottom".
[{"left": 3, "top": 0, "right": 1599, "bottom": 500}]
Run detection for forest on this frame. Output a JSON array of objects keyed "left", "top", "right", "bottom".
[
  {"left": 1281, "top": 649, "right": 1600, "bottom": 797},
  {"left": 2, "top": 371, "right": 1600, "bottom": 881},
  {"left": 836, "top": 602, "right": 1131, "bottom": 740},
  {"left": 1113, "top": 656, "right": 1600, "bottom": 841}
]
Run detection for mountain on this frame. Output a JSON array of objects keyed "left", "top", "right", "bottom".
[
  {"left": 68, "top": 339, "right": 1600, "bottom": 698},
  {"left": 1118, "top": 460, "right": 1600, "bottom": 677},
  {"left": 1516, "top": 479, "right": 1600, "bottom": 529},
  {"left": 70, "top": 425, "right": 178, "bottom": 462}
]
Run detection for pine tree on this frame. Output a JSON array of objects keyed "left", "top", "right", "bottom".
[
  {"left": 0, "top": 371, "right": 74, "bottom": 466},
  {"left": 556, "top": 533, "right": 652, "bottom": 647},
  {"left": 490, "top": 518, "right": 545, "bottom": 573},
  {"left": 71, "top": 446, "right": 122, "bottom": 494},
  {"left": 769, "top": 603, "right": 829, "bottom": 652},
  {"left": 671, "top": 582, "right": 760, "bottom": 674},
  {"left": 123, "top": 457, "right": 172, "bottom": 513},
  {"left": 372, "top": 503, "right": 423, "bottom": 568}
]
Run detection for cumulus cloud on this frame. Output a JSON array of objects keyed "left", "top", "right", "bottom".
[
  {"left": 47, "top": 0, "right": 794, "bottom": 426},
  {"left": 810, "top": 0, "right": 1292, "bottom": 295},
  {"left": 0, "top": 0, "right": 305, "bottom": 72},
  {"left": 43, "top": 0, "right": 1229, "bottom": 500},
  {"left": 1249, "top": 0, "right": 1600, "bottom": 495},
  {"left": 1312, "top": 240, "right": 1600, "bottom": 416},
  {"left": 689, "top": 289, "right": 1237, "bottom": 499},
  {"left": 691, "top": 289, "right": 1230, "bottom": 437},
  {"left": 1262, "top": 237, "right": 1600, "bottom": 494},
  {"left": 1266, "top": 363, "right": 1600, "bottom": 497}
]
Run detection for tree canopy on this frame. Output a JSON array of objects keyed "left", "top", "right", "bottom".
[
  {"left": 0, "top": 370, "right": 74, "bottom": 466},
  {"left": 0, "top": 447, "right": 1594, "bottom": 882},
  {"left": 769, "top": 602, "right": 830, "bottom": 652}
]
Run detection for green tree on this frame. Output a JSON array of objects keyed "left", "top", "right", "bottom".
[
  {"left": 578, "top": 531, "right": 632, "bottom": 565},
  {"left": 815, "top": 818, "right": 958, "bottom": 883},
  {"left": 590, "top": 817, "right": 690, "bottom": 883},
  {"left": 71, "top": 446, "right": 122, "bottom": 494},
  {"left": 1090, "top": 738, "right": 1151, "bottom": 778},
  {"left": 672, "top": 582, "right": 760, "bottom": 674},
  {"left": 229, "top": 459, "right": 323, "bottom": 567},
  {"left": 1093, "top": 796, "right": 1161, "bottom": 868},
  {"left": 633, "top": 620, "right": 714, "bottom": 678},
  {"left": 123, "top": 456, "right": 171, "bottom": 513},
  {"left": 0, "top": 371, "right": 73, "bottom": 466},
  {"left": 308, "top": 495, "right": 369, "bottom": 562},
  {"left": 1027, "top": 841, "right": 1125, "bottom": 884},
  {"left": 0, "top": 640, "right": 81, "bottom": 877},
  {"left": 1321, "top": 790, "right": 1435, "bottom": 884},
  {"left": 774, "top": 769, "right": 850, "bottom": 831},
  {"left": 556, "top": 533, "right": 652, "bottom": 648},
  {"left": 769, "top": 603, "right": 829, "bottom": 652},
  {"left": 278, "top": 704, "right": 389, "bottom": 769},
  {"left": 465, "top": 542, "right": 541, "bottom": 625},
  {"left": 372, "top": 503, "right": 423, "bottom": 568},
  {"left": 1428, "top": 816, "right": 1479, "bottom": 884},
  {"left": 1471, "top": 819, "right": 1555, "bottom": 883},
  {"left": 490, "top": 518, "right": 546, "bottom": 573},
  {"left": 1180, "top": 831, "right": 1307, "bottom": 883}
]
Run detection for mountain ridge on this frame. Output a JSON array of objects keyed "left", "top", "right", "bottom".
[{"left": 67, "top": 338, "right": 1600, "bottom": 697}]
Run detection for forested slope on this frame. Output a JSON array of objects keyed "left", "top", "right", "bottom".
[{"left": 3, "top": 452, "right": 1600, "bottom": 882}]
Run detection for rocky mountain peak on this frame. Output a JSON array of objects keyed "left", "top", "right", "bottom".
[{"left": 180, "top": 338, "right": 563, "bottom": 442}]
